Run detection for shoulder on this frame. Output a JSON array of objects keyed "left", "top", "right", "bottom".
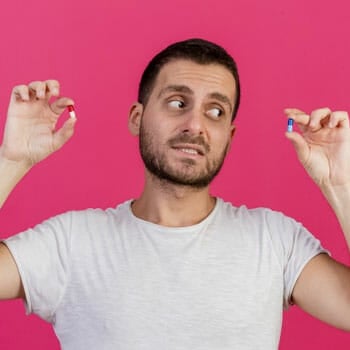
[
  {"left": 66, "top": 199, "right": 133, "bottom": 226},
  {"left": 215, "top": 198, "right": 313, "bottom": 252},
  {"left": 216, "top": 197, "right": 293, "bottom": 227}
]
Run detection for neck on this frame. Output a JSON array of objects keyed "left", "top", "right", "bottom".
[{"left": 132, "top": 172, "right": 216, "bottom": 227}]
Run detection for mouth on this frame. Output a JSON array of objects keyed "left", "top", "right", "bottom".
[{"left": 171, "top": 144, "right": 205, "bottom": 156}]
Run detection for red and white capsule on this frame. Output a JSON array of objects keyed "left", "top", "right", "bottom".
[{"left": 67, "top": 105, "right": 76, "bottom": 119}]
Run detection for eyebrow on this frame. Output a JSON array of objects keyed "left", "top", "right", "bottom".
[
  {"left": 158, "top": 84, "right": 233, "bottom": 114},
  {"left": 208, "top": 92, "right": 233, "bottom": 114},
  {"left": 158, "top": 85, "right": 193, "bottom": 98}
]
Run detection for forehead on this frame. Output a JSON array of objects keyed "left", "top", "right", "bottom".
[{"left": 151, "top": 59, "right": 236, "bottom": 101}]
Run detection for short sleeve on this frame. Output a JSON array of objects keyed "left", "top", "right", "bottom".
[
  {"left": 3, "top": 212, "right": 73, "bottom": 323},
  {"left": 265, "top": 210, "right": 329, "bottom": 309}
]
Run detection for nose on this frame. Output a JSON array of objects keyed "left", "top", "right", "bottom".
[{"left": 181, "top": 109, "right": 205, "bottom": 135}]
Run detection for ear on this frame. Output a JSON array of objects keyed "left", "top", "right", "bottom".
[
  {"left": 128, "top": 102, "right": 143, "bottom": 136},
  {"left": 225, "top": 124, "right": 236, "bottom": 155},
  {"left": 230, "top": 124, "right": 236, "bottom": 139}
]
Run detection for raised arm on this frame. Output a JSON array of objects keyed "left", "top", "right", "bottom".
[
  {"left": 285, "top": 107, "right": 350, "bottom": 331},
  {"left": 0, "top": 79, "right": 76, "bottom": 300},
  {"left": 0, "top": 79, "right": 76, "bottom": 208}
]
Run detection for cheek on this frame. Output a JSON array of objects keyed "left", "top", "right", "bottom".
[
  {"left": 211, "top": 130, "right": 231, "bottom": 150},
  {"left": 143, "top": 108, "right": 169, "bottom": 130},
  {"left": 141, "top": 120, "right": 169, "bottom": 148}
]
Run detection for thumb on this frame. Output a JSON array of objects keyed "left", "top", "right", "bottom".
[
  {"left": 50, "top": 97, "right": 75, "bottom": 115},
  {"left": 53, "top": 117, "right": 77, "bottom": 151},
  {"left": 285, "top": 131, "right": 310, "bottom": 165}
]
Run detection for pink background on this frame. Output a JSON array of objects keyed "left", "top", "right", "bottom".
[{"left": 0, "top": 0, "right": 349, "bottom": 348}]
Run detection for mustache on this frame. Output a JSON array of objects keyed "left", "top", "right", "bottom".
[{"left": 167, "top": 134, "right": 210, "bottom": 153}]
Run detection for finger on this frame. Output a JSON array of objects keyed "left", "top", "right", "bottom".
[
  {"left": 284, "top": 108, "right": 310, "bottom": 133},
  {"left": 309, "top": 107, "right": 332, "bottom": 130},
  {"left": 45, "top": 80, "right": 60, "bottom": 97},
  {"left": 53, "top": 117, "right": 77, "bottom": 151},
  {"left": 28, "top": 81, "right": 47, "bottom": 100},
  {"left": 50, "top": 97, "right": 75, "bottom": 115},
  {"left": 328, "top": 111, "right": 349, "bottom": 128},
  {"left": 11, "top": 85, "right": 30, "bottom": 101},
  {"left": 285, "top": 131, "right": 310, "bottom": 165},
  {"left": 284, "top": 108, "right": 306, "bottom": 115}
]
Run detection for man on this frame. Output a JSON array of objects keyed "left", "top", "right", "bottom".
[{"left": 0, "top": 39, "right": 349, "bottom": 349}]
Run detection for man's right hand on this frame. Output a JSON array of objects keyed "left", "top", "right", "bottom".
[
  {"left": 1, "top": 79, "right": 76, "bottom": 168},
  {"left": 0, "top": 81, "right": 76, "bottom": 297}
]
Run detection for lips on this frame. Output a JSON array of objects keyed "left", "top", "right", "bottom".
[
  {"left": 180, "top": 148, "right": 199, "bottom": 155},
  {"left": 171, "top": 143, "right": 205, "bottom": 156}
]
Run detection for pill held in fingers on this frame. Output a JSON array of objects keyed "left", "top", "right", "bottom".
[
  {"left": 287, "top": 118, "right": 294, "bottom": 132},
  {"left": 67, "top": 105, "right": 76, "bottom": 119}
]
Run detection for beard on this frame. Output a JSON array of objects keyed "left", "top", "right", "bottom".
[{"left": 139, "top": 122, "right": 229, "bottom": 189}]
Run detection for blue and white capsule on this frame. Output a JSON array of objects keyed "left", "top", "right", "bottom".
[{"left": 287, "top": 118, "right": 294, "bottom": 132}]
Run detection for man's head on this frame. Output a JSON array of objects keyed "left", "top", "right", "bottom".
[
  {"left": 138, "top": 38, "right": 240, "bottom": 122},
  {"left": 129, "top": 39, "right": 240, "bottom": 189}
]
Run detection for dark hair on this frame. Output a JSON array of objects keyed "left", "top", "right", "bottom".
[{"left": 138, "top": 38, "right": 241, "bottom": 121}]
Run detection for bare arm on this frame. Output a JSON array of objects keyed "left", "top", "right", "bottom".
[
  {"left": 285, "top": 108, "right": 350, "bottom": 331},
  {"left": 0, "top": 243, "right": 24, "bottom": 300},
  {"left": 292, "top": 254, "right": 350, "bottom": 331},
  {"left": 0, "top": 79, "right": 76, "bottom": 299}
]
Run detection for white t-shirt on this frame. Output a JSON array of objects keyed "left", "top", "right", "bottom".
[{"left": 4, "top": 198, "right": 327, "bottom": 349}]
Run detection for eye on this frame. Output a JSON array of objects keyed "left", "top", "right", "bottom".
[
  {"left": 206, "top": 107, "right": 223, "bottom": 119},
  {"left": 168, "top": 100, "right": 185, "bottom": 109}
]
